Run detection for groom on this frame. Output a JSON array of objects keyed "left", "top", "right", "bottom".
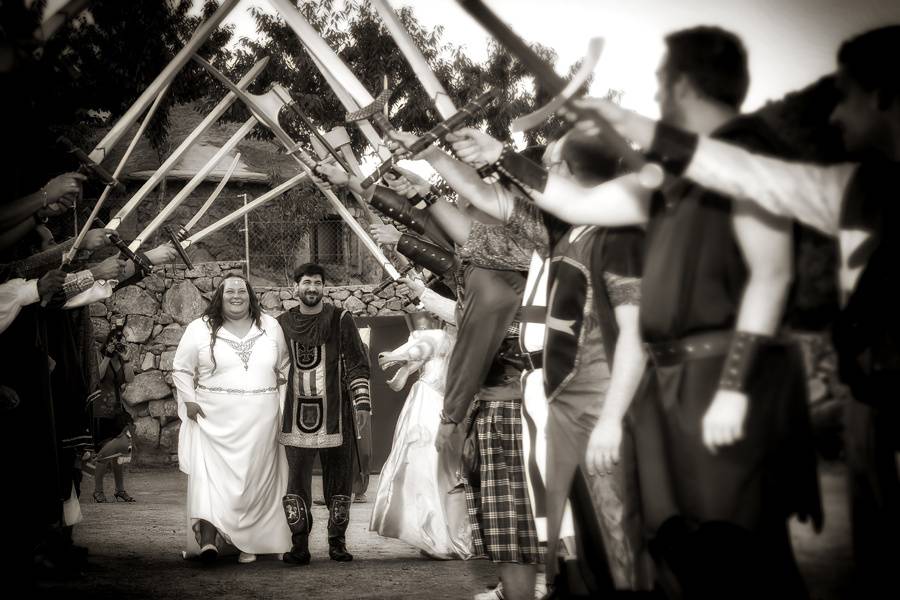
[{"left": 278, "top": 263, "right": 372, "bottom": 565}]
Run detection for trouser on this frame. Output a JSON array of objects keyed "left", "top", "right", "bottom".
[
  {"left": 352, "top": 416, "right": 372, "bottom": 496},
  {"left": 283, "top": 422, "right": 354, "bottom": 548},
  {"left": 845, "top": 399, "right": 900, "bottom": 598},
  {"left": 443, "top": 266, "right": 525, "bottom": 422}
]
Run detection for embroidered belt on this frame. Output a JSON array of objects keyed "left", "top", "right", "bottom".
[{"left": 198, "top": 383, "right": 278, "bottom": 394}]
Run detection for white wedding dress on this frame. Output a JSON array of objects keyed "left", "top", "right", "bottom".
[{"left": 172, "top": 313, "right": 291, "bottom": 557}]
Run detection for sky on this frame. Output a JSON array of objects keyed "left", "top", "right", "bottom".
[{"left": 219, "top": 0, "right": 900, "bottom": 118}]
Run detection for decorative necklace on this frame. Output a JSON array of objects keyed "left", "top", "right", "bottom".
[{"left": 219, "top": 329, "right": 265, "bottom": 371}]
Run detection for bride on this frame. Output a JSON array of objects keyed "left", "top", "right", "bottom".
[{"left": 172, "top": 275, "right": 291, "bottom": 563}]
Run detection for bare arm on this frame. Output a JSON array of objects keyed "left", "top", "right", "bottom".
[{"left": 535, "top": 173, "right": 650, "bottom": 226}]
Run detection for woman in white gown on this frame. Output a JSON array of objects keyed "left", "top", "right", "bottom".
[
  {"left": 172, "top": 275, "right": 291, "bottom": 563},
  {"left": 370, "top": 309, "right": 473, "bottom": 560}
]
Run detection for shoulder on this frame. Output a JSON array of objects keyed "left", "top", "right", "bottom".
[
  {"left": 261, "top": 312, "right": 283, "bottom": 331},
  {"left": 595, "top": 226, "right": 644, "bottom": 276},
  {"left": 713, "top": 115, "right": 791, "bottom": 156},
  {"left": 185, "top": 316, "right": 211, "bottom": 334}
]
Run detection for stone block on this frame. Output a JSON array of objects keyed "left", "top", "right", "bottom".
[
  {"left": 143, "top": 274, "right": 166, "bottom": 293},
  {"left": 367, "top": 304, "right": 378, "bottom": 315},
  {"left": 162, "top": 281, "right": 206, "bottom": 325},
  {"left": 344, "top": 296, "right": 366, "bottom": 314},
  {"left": 123, "top": 314, "right": 154, "bottom": 343},
  {"left": 111, "top": 286, "right": 159, "bottom": 317},
  {"left": 283, "top": 300, "right": 300, "bottom": 311},
  {"left": 91, "top": 318, "right": 110, "bottom": 344},
  {"left": 148, "top": 343, "right": 165, "bottom": 355},
  {"left": 89, "top": 303, "right": 107, "bottom": 318},
  {"left": 157, "top": 313, "right": 173, "bottom": 325},
  {"left": 148, "top": 399, "right": 178, "bottom": 419},
  {"left": 122, "top": 370, "right": 171, "bottom": 406},
  {"left": 194, "top": 277, "right": 214, "bottom": 292},
  {"left": 279, "top": 289, "right": 293, "bottom": 300},
  {"left": 377, "top": 284, "right": 395, "bottom": 299},
  {"left": 140, "top": 353, "right": 156, "bottom": 372},
  {"left": 330, "top": 289, "right": 351, "bottom": 301},
  {"left": 370, "top": 298, "right": 386, "bottom": 309},
  {"left": 260, "top": 291, "right": 282, "bottom": 310},
  {"left": 152, "top": 324, "right": 163, "bottom": 338},
  {"left": 159, "top": 421, "right": 181, "bottom": 451},
  {"left": 132, "top": 416, "right": 160, "bottom": 448},
  {"left": 159, "top": 350, "right": 176, "bottom": 371},
  {"left": 386, "top": 299, "right": 402, "bottom": 311}
]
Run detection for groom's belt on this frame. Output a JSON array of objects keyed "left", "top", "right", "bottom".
[{"left": 500, "top": 349, "right": 543, "bottom": 372}]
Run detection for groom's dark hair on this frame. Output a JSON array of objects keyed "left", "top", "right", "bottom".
[{"left": 293, "top": 262, "right": 327, "bottom": 283}]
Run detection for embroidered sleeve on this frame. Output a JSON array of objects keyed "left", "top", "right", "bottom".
[
  {"left": 349, "top": 377, "right": 371, "bottom": 413},
  {"left": 603, "top": 273, "right": 641, "bottom": 307},
  {"left": 172, "top": 320, "right": 201, "bottom": 420},
  {"left": 0, "top": 278, "right": 40, "bottom": 334},
  {"left": 9, "top": 238, "right": 73, "bottom": 280},
  {"left": 340, "top": 311, "right": 371, "bottom": 412}
]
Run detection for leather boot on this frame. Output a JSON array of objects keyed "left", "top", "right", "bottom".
[
  {"left": 327, "top": 495, "right": 353, "bottom": 561},
  {"left": 282, "top": 495, "right": 311, "bottom": 565}
]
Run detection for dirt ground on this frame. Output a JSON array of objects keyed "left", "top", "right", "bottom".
[{"left": 35, "top": 463, "right": 853, "bottom": 600}]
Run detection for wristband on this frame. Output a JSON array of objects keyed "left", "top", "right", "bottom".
[
  {"left": 718, "top": 331, "right": 771, "bottom": 393},
  {"left": 62, "top": 270, "right": 95, "bottom": 300},
  {"left": 493, "top": 145, "right": 549, "bottom": 193}
]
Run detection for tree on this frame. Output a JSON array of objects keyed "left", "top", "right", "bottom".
[{"left": 216, "top": 0, "right": 593, "bottom": 158}]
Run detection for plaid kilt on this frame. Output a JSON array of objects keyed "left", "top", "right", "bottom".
[{"left": 464, "top": 397, "right": 543, "bottom": 564}]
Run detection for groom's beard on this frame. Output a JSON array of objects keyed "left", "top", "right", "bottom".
[{"left": 300, "top": 290, "right": 322, "bottom": 307}]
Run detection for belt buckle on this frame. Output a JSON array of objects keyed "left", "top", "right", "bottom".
[{"left": 523, "top": 351, "right": 535, "bottom": 372}]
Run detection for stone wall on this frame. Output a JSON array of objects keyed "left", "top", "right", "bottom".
[{"left": 92, "top": 261, "right": 415, "bottom": 465}]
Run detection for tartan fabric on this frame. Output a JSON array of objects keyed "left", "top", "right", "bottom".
[{"left": 465, "top": 397, "right": 543, "bottom": 564}]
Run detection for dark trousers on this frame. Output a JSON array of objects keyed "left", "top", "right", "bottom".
[
  {"left": 443, "top": 266, "right": 526, "bottom": 422},
  {"left": 285, "top": 421, "right": 354, "bottom": 539}
]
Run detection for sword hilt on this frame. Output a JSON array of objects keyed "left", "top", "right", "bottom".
[
  {"left": 360, "top": 89, "right": 498, "bottom": 189},
  {"left": 106, "top": 232, "right": 153, "bottom": 276},
  {"left": 371, "top": 263, "right": 415, "bottom": 296},
  {"left": 57, "top": 136, "right": 124, "bottom": 192},
  {"left": 163, "top": 225, "right": 194, "bottom": 270},
  {"left": 345, "top": 88, "right": 394, "bottom": 134}
]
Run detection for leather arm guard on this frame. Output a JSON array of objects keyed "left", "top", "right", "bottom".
[
  {"left": 396, "top": 233, "right": 458, "bottom": 276},
  {"left": 718, "top": 331, "right": 772, "bottom": 393},
  {"left": 480, "top": 145, "right": 550, "bottom": 193},
  {"left": 371, "top": 185, "right": 428, "bottom": 235},
  {"left": 349, "top": 376, "right": 371, "bottom": 413}
]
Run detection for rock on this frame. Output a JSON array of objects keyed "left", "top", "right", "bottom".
[
  {"left": 378, "top": 307, "right": 403, "bottom": 316},
  {"left": 143, "top": 274, "right": 166, "bottom": 293},
  {"left": 111, "top": 285, "right": 159, "bottom": 317},
  {"left": 403, "top": 303, "right": 418, "bottom": 313},
  {"left": 353, "top": 290, "right": 363, "bottom": 298},
  {"left": 260, "top": 291, "right": 282, "bottom": 310},
  {"left": 122, "top": 370, "right": 171, "bottom": 406},
  {"left": 213, "top": 276, "right": 222, "bottom": 288},
  {"left": 162, "top": 281, "right": 206, "bottom": 325},
  {"left": 377, "top": 284, "right": 395, "bottom": 299},
  {"left": 140, "top": 353, "right": 156, "bottom": 372},
  {"left": 344, "top": 296, "right": 366, "bottom": 314},
  {"left": 133, "top": 416, "right": 160, "bottom": 449},
  {"left": 283, "top": 300, "right": 300, "bottom": 311},
  {"left": 152, "top": 324, "right": 163, "bottom": 338},
  {"left": 157, "top": 313, "right": 173, "bottom": 325},
  {"left": 194, "top": 277, "right": 214, "bottom": 292},
  {"left": 370, "top": 298, "right": 386, "bottom": 309},
  {"left": 361, "top": 293, "right": 376, "bottom": 304},
  {"left": 367, "top": 304, "right": 378, "bottom": 315},
  {"left": 159, "top": 421, "right": 180, "bottom": 450},
  {"left": 279, "top": 289, "right": 293, "bottom": 300},
  {"left": 123, "top": 314, "right": 154, "bottom": 343},
  {"left": 165, "top": 372, "right": 173, "bottom": 386},
  {"left": 330, "top": 289, "right": 351, "bottom": 301},
  {"left": 201, "top": 291, "right": 215, "bottom": 301},
  {"left": 89, "top": 303, "right": 107, "bottom": 317},
  {"left": 386, "top": 299, "right": 402, "bottom": 311},
  {"left": 134, "top": 403, "right": 150, "bottom": 418},
  {"left": 159, "top": 350, "right": 176, "bottom": 371},
  {"left": 149, "top": 399, "right": 177, "bottom": 418},
  {"left": 91, "top": 318, "right": 110, "bottom": 343},
  {"left": 148, "top": 343, "right": 166, "bottom": 355}
]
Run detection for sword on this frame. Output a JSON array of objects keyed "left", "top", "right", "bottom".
[
  {"left": 163, "top": 225, "right": 194, "bottom": 270},
  {"left": 180, "top": 152, "right": 242, "bottom": 234},
  {"left": 360, "top": 89, "right": 499, "bottom": 189},
  {"left": 192, "top": 57, "right": 401, "bottom": 280},
  {"left": 106, "top": 57, "right": 270, "bottom": 230},
  {"left": 457, "top": 0, "right": 663, "bottom": 188}
]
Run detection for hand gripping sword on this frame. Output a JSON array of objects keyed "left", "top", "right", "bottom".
[
  {"left": 457, "top": 0, "right": 664, "bottom": 188},
  {"left": 193, "top": 56, "right": 401, "bottom": 280}
]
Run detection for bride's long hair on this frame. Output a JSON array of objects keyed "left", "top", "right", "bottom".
[{"left": 202, "top": 275, "right": 263, "bottom": 371}]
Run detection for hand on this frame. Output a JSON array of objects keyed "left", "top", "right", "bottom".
[
  {"left": 446, "top": 127, "right": 504, "bottom": 168},
  {"left": 314, "top": 161, "right": 349, "bottom": 189},
  {"left": 82, "top": 228, "right": 115, "bottom": 251},
  {"left": 385, "top": 165, "right": 432, "bottom": 197},
  {"left": 397, "top": 275, "right": 426, "bottom": 299},
  {"left": 35, "top": 198, "right": 75, "bottom": 220},
  {"left": 369, "top": 223, "right": 402, "bottom": 246},
  {"left": 702, "top": 389, "right": 749, "bottom": 453},
  {"left": 41, "top": 172, "right": 86, "bottom": 203},
  {"left": 434, "top": 421, "right": 458, "bottom": 454},
  {"left": 383, "top": 172, "right": 419, "bottom": 199},
  {"left": 89, "top": 256, "right": 128, "bottom": 280},
  {"left": 386, "top": 129, "right": 434, "bottom": 161},
  {"left": 185, "top": 401, "right": 205, "bottom": 422},
  {"left": 145, "top": 241, "right": 179, "bottom": 265},
  {"left": 585, "top": 417, "right": 623, "bottom": 476},
  {"left": 37, "top": 269, "right": 67, "bottom": 300},
  {"left": 355, "top": 409, "right": 370, "bottom": 434},
  {"left": 560, "top": 98, "right": 655, "bottom": 148}
]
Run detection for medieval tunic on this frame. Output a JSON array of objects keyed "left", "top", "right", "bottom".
[
  {"left": 172, "top": 313, "right": 291, "bottom": 556},
  {"left": 541, "top": 225, "right": 650, "bottom": 590},
  {"left": 277, "top": 303, "right": 370, "bottom": 535},
  {"left": 633, "top": 117, "right": 822, "bottom": 557}
]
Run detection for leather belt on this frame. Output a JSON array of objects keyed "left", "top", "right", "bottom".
[
  {"left": 501, "top": 349, "right": 543, "bottom": 372},
  {"left": 644, "top": 331, "right": 732, "bottom": 368}
]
